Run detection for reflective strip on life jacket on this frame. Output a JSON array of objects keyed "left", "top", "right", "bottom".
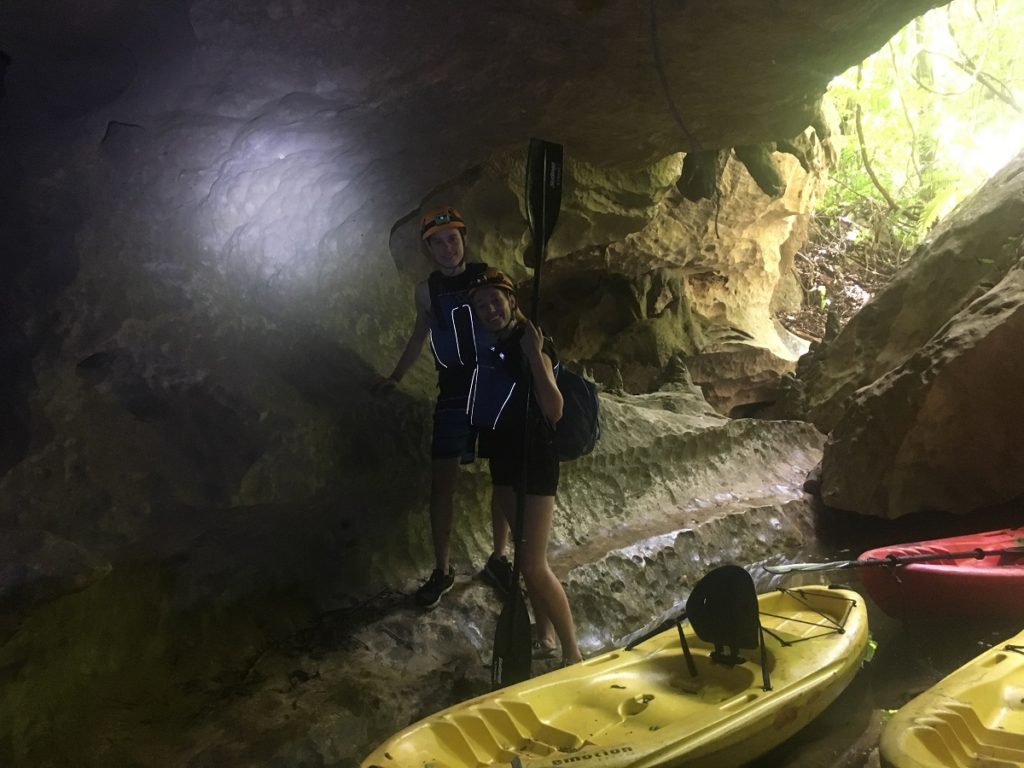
[
  {"left": 466, "top": 366, "right": 478, "bottom": 416},
  {"left": 491, "top": 382, "right": 516, "bottom": 429},
  {"left": 428, "top": 332, "right": 448, "bottom": 369},
  {"left": 431, "top": 303, "right": 479, "bottom": 369},
  {"left": 467, "top": 352, "right": 518, "bottom": 430},
  {"left": 450, "top": 305, "right": 466, "bottom": 366}
]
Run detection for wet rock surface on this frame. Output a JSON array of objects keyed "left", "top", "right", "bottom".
[
  {"left": 0, "top": 529, "right": 111, "bottom": 641},
  {"left": 178, "top": 486, "right": 822, "bottom": 767},
  {"left": 0, "top": 389, "right": 826, "bottom": 766}
]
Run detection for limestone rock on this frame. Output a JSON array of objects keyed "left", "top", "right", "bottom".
[
  {"left": 171, "top": 448, "right": 822, "bottom": 767},
  {"left": 532, "top": 153, "right": 815, "bottom": 398},
  {"left": 820, "top": 252, "right": 1024, "bottom": 518},
  {"left": 0, "top": 528, "right": 110, "bottom": 616},
  {"left": 767, "top": 148, "right": 1024, "bottom": 519},
  {"left": 800, "top": 148, "right": 1024, "bottom": 433},
  {"left": 685, "top": 344, "right": 798, "bottom": 417}
]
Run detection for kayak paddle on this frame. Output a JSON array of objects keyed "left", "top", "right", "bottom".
[
  {"left": 491, "top": 138, "right": 564, "bottom": 689},
  {"left": 763, "top": 546, "right": 1024, "bottom": 575}
]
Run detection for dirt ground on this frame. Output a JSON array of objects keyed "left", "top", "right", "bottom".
[{"left": 777, "top": 213, "right": 906, "bottom": 342}]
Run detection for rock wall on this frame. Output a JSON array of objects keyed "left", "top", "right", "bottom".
[
  {"left": 535, "top": 150, "right": 819, "bottom": 399},
  {"left": 794, "top": 149, "right": 1024, "bottom": 518}
]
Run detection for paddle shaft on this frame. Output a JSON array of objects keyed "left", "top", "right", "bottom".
[
  {"left": 516, "top": 138, "right": 551, "bottom": 582},
  {"left": 493, "top": 139, "right": 562, "bottom": 688},
  {"left": 512, "top": 139, "right": 554, "bottom": 607},
  {"left": 764, "top": 545, "right": 1024, "bottom": 575}
]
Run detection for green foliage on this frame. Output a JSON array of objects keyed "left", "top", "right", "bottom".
[{"left": 821, "top": 0, "right": 1024, "bottom": 258}]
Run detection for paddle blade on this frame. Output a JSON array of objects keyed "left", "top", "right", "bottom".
[
  {"left": 524, "top": 138, "right": 563, "bottom": 268},
  {"left": 491, "top": 585, "right": 531, "bottom": 689},
  {"left": 763, "top": 559, "right": 857, "bottom": 575},
  {"left": 763, "top": 546, "right": 1024, "bottom": 575}
]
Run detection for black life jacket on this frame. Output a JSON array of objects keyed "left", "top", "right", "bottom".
[{"left": 467, "top": 341, "right": 520, "bottom": 430}]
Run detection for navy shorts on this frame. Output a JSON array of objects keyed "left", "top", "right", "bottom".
[{"left": 432, "top": 407, "right": 477, "bottom": 464}]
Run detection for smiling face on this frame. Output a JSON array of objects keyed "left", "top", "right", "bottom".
[
  {"left": 471, "top": 285, "right": 516, "bottom": 334},
  {"left": 424, "top": 228, "right": 466, "bottom": 273}
]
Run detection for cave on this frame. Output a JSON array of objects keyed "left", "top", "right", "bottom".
[{"left": 1, "top": 1, "right": 1023, "bottom": 765}]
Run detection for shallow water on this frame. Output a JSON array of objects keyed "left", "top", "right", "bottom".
[{"left": 745, "top": 541, "right": 1021, "bottom": 767}]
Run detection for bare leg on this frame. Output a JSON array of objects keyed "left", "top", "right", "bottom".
[
  {"left": 493, "top": 485, "right": 517, "bottom": 560},
  {"left": 491, "top": 501, "right": 510, "bottom": 558},
  {"left": 430, "top": 458, "right": 460, "bottom": 571},
  {"left": 498, "top": 486, "right": 581, "bottom": 664}
]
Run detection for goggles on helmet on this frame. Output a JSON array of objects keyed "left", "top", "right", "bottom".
[{"left": 420, "top": 207, "right": 466, "bottom": 240}]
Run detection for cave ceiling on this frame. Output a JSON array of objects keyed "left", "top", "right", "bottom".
[{"left": 1, "top": 0, "right": 947, "bottom": 260}]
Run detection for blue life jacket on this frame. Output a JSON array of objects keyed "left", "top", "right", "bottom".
[
  {"left": 427, "top": 263, "right": 490, "bottom": 372},
  {"left": 470, "top": 329, "right": 600, "bottom": 460},
  {"left": 468, "top": 328, "right": 556, "bottom": 434},
  {"left": 467, "top": 342, "right": 519, "bottom": 430}
]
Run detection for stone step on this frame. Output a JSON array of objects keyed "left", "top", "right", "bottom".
[{"left": 558, "top": 498, "right": 816, "bottom": 653}]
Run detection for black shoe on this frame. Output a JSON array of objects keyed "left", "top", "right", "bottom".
[
  {"left": 480, "top": 554, "right": 514, "bottom": 596},
  {"left": 415, "top": 568, "right": 455, "bottom": 608}
]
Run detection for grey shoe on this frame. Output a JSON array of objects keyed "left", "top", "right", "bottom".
[{"left": 415, "top": 568, "right": 455, "bottom": 608}]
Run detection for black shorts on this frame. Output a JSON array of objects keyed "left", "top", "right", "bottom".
[{"left": 488, "top": 450, "right": 559, "bottom": 496}]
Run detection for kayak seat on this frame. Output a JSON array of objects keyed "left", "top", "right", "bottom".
[{"left": 686, "top": 565, "right": 762, "bottom": 668}]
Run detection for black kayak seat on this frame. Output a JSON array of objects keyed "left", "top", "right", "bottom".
[
  {"left": 622, "top": 564, "right": 772, "bottom": 691},
  {"left": 684, "top": 565, "right": 770, "bottom": 692},
  {"left": 686, "top": 565, "right": 762, "bottom": 668}
]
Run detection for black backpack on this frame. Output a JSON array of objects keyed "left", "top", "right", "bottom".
[{"left": 553, "top": 365, "right": 601, "bottom": 461}]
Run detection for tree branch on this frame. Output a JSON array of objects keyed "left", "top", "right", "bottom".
[
  {"left": 855, "top": 66, "right": 900, "bottom": 211},
  {"left": 920, "top": 48, "right": 1022, "bottom": 113},
  {"left": 909, "top": 69, "right": 971, "bottom": 98},
  {"left": 887, "top": 42, "right": 923, "bottom": 184}
]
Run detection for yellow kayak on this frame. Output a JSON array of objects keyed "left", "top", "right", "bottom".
[
  {"left": 880, "top": 627, "right": 1024, "bottom": 768},
  {"left": 362, "top": 568, "right": 870, "bottom": 768}
]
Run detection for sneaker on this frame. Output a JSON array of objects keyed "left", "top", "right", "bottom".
[
  {"left": 480, "top": 554, "right": 514, "bottom": 596},
  {"left": 415, "top": 568, "right": 455, "bottom": 608}
]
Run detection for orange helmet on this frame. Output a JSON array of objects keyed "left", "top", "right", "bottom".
[
  {"left": 468, "top": 268, "right": 516, "bottom": 298},
  {"left": 419, "top": 206, "right": 466, "bottom": 241}
]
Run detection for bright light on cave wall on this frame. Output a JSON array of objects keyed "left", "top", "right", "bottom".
[{"left": 198, "top": 118, "right": 353, "bottom": 287}]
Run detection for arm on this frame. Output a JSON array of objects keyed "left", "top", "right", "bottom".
[
  {"left": 374, "top": 281, "right": 432, "bottom": 391},
  {"left": 520, "top": 321, "right": 563, "bottom": 424}
]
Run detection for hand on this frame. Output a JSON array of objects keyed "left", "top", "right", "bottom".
[
  {"left": 371, "top": 375, "right": 398, "bottom": 394},
  {"left": 519, "top": 320, "right": 544, "bottom": 361}
]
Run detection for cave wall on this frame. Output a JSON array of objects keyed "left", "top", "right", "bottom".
[
  {"left": 793, "top": 149, "right": 1024, "bottom": 518},
  {"left": 0, "top": 0, "right": 947, "bottom": 564}
]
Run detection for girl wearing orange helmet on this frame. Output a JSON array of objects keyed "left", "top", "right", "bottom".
[{"left": 467, "top": 269, "right": 582, "bottom": 666}]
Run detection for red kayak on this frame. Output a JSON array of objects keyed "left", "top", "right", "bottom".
[{"left": 857, "top": 527, "right": 1024, "bottom": 620}]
